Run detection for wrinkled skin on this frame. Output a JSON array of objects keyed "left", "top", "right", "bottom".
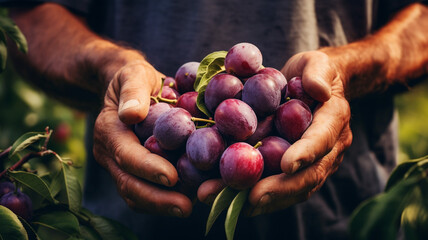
[
  {"left": 93, "top": 62, "right": 194, "bottom": 217},
  {"left": 198, "top": 51, "right": 353, "bottom": 216}
]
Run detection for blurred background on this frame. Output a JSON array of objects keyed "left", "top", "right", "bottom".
[{"left": 1, "top": 60, "right": 428, "bottom": 182}]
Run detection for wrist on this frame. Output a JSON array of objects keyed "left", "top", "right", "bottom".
[{"left": 81, "top": 40, "right": 149, "bottom": 95}]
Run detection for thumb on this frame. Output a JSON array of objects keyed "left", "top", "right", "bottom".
[
  {"left": 116, "top": 63, "right": 163, "bottom": 125},
  {"left": 282, "top": 51, "right": 334, "bottom": 102}
]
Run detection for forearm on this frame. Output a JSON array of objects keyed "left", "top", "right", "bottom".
[
  {"left": 322, "top": 3, "right": 428, "bottom": 100},
  {"left": 9, "top": 3, "right": 150, "bottom": 110}
]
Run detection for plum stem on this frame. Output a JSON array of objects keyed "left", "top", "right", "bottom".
[
  {"left": 157, "top": 96, "right": 177, "bottom": 104},
  {"left": 191, "top": 117, "right": 216, "bottom": 124},
  {"left": 150, "top": 96, "right": 159, "bottom": 104},
  {"left": 253, "top": 141, "right": 263, "bottom": 149}
]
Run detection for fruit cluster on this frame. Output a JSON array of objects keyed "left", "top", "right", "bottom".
[{"left": 134, "top": 43, "right": 316, "bottom": 194}]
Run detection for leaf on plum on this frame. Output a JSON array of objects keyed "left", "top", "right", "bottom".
[
  {"left": 205, "top": 186, "right": 238, "bottom": 236},
  {"left": 194, "top": 51, "right": 227, "bottom": 118},
  {"left": 225, "top": 189, "right": 249, "bottom": 240},
  {"left": 8, "top": 171, "right": 58, "bottom": 204}
]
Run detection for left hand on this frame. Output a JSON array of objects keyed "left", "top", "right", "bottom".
[{"left": 198, "top": 51, "right": 353, "bottom": 216}]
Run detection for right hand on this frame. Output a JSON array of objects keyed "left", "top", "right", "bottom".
[{"left": 93, "top": 60, "right": 193, "bottom": 217}]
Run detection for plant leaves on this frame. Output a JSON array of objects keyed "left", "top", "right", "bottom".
[
  {"left": 0, "top": 15, "right": 28, "bottom": 53},
  {"left": 32, "top": 211, "right": 80, "bottom": 237},
  {"left": 89, "top": 215, "right": 138, "bottom": 240},
  {"left": 194, "top": 50, "right": 227, "bottom": 91},
  {"left": 205, "top": 186, "right": 239, "bottom": 236},
  {"left": 196, "top": 85, "right": 212, "bottom": 117},
  {"left": 18, "top": 215, "right": 41, "bottom": 240},
  {"left": 225, "top": 189, "right": 249, "bottom": 240},
  {"left": 8, "top": 171, "right": 58, "bottom": 204},
  {"left": 60, "top": 162, "right": 82, "bottom": 213},
  {"left": 194, "top": 51, "right": 227, "bottom": 117},
  {"left": 9, "top": 131, "right": 49, "bottom": 158},
  {"left": 0, "top": 205, "right": 28, "bottom": 240},
  {"left": 386, "top": 155, "right": 428, "bottom": 191},
  {"left": 349, "top": 175, "right": 421, "bottom": 240}
]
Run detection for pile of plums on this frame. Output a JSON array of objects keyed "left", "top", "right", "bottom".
[{"left": 134, "top": 43, "right": 315, "bottom": 194}]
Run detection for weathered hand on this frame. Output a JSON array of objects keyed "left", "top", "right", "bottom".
[
  {"left": 93, "top": 61, "right": 193, "bottom": 217},
  {"left": 198, "top": 51, "right": 352, "bottom": 216}
]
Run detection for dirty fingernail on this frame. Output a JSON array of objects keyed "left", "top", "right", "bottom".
[
  {"left": 291, "top": 161, "right": 301, "bottom": 174},
  {"left": 158, "top": 174, "right": 170, "bottom": 186}
]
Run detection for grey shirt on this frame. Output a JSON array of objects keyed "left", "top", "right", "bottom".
[{"left": 1, "top": 0, "right": 420, "bottom": 239}]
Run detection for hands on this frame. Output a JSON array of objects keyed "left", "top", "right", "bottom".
[
  {"left": 92, "top": 60, "right": 193, "bottom": 217},
  {"left": 198, "top": 51, "right": 353, "bottom": 216}
]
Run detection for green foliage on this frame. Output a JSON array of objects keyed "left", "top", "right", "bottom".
[
  {"left": 395, "top": 80, "right": 428, "bottom": 161},
  {"left": 194, "top": 51, "right": 227, "bottom": 117},
  {"left": 205, "top": 186, "right": 248, "bottom": 240},
  {"left": 0, "top": 130, "right": 138, "bottom": 240},
  {"left": 0, "top": 205, "right": 28, "bottom": 240},
  {"left": 349, "top": 156, "right": 428, "bottom": 240},
  {"left": 0, "top": 9, "right": 27, "bottom": 72}
]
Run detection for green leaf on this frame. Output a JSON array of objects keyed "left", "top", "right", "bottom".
[
  {"left": 194, "top": 50, "right": 227, "bottom": 91},
  {"left": 19, "top": 215, "right": 41, "bottom": 240},
  {"left": 0, "top": 15, "right": 28, "bottom": 53},
  {"left": 349, "top": 175, "right": 421, "bottom": 240},
  {"left": 60, "top": 162, "right": 82, "bottom": 213},
  {"left": 194, "top": 51, "right": 227, "bottom": 117},
  {"left": 225, "top": 189, "right": 249, "bottom": 240},
  {"left": 205, "top": 186, "right": 239, "bottom": 236},
  {"left": 9, "top": 131, "right": 49, "bottom": 158},
  {"left": 196, "top": 85, "right": 212, "bottom": 117},
  {"left": 32, "top": 211, "right": 80, "bottom": 237},
  {"left": 89, "top": 215, "right": 138, "bottom": 240},
  {"left": 8, "top": 171, "right": 58, "bottom": 204},
  {"left": 386, "top": 155, "right": 428, "bottom": 191},
  {"left": 0, "top": 205, "right": 28, "bottom": 240}
]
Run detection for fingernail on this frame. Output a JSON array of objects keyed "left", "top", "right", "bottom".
[
  {"left": 251, "top": 194, "right": 271, "bottom": 217},
  {"left": 170, "top": 206, "right": 183, "bottom": 217},
  {"left": 291, "top": 161, "right": 301, "bottom": 174},
  {"left": 158, "top": 174, "right": 170, "bottom": 186},
  {"left": 258, "top": 194, "right": 272, "bottom": 206},
  {"left": 119, "top": 99, "right": 140, "bottom": 113}
]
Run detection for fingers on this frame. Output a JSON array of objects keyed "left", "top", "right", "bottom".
[
  {"left": 197, "top": 178, "right": 226, "bottom": 205},
  {"left": 106, "top": 154, "right": 193, "bottom": 217},
  {"left": 281, "top": 95, "right": 352, "bottom": 174},
  {"left": 114, "top": 62, "right": 163, "bottom": 125},
  {"left": 247, "top": 134, "right": 350, "bottom": 216},
  {"left": 282, "top": 51, "right": 335, "bottom": 102},
  {"left": 94, "top": 107, "right": 178, "bottom": 187}
]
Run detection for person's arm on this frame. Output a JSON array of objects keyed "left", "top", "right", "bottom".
[
  {"left": 322, "top": 2, "right": 428, "bottom": 100},
  {"left": 198, "top": 3, "right": 428, "bottom": 216},
  {"left": 10, "top": 3, "right": 192, "bottom": 217}
]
